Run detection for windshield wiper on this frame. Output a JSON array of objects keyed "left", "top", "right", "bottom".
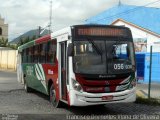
[
  {"left": 87, "top": 40, "right": 103, "bottom": 62},
  {"left": 88, "top": 40, "right": 102, "bottom": 55}
]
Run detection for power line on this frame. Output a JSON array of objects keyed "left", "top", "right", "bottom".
[{"left": 87, "top": 0, "right": 160, "bottom": 23}]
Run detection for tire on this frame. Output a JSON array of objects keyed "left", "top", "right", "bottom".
[
  {"left": 49, "top": 84, "right": 62, "bottom": 108},
  {"left": 24, "top": 80, "right": 32, "bottom": 93}
]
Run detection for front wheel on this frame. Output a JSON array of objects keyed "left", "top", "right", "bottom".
[{"left": 49, "top": 84, "right": 62, "bottom": 108}]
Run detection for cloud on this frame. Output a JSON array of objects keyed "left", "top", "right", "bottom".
[{"left": 0, "top": 0, "right": 159, "bottom": 40}]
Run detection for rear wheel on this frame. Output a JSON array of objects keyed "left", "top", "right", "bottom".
[
  {"left": 49, "top": 84, "right": 62, "bottom": 108},
  {"left": 24, "top": 79, "right": 32, "bottom": 93}
]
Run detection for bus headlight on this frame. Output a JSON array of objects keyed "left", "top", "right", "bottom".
[
  {"left": 72, "top": 79, "right": 83, "bottom": 92},
  {"left": 129, "top": 78, "right": 137, "bottom": 89}
]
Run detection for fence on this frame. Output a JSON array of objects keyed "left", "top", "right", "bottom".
[
  {"left": 0, "top": 50, "right": 17, "bottom": 71},
  {"left": 136, "top": 45, "right": 160, "bottom": 100}
]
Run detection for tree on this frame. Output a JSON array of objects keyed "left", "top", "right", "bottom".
[
  {"left": 0, "top": 37, "right": 8, "bottom": 47},
  {"left": 24, "top": 36, "right": 30, "bottom": 43},
  {"left": 17, "top": 37, "right": 24, "bottom": 46},
  {"left": 31, "top": 35, "right": 37, "bottom": 40},
  {"left": 7, "top": 43, "right": 18, "bottom": 49}
]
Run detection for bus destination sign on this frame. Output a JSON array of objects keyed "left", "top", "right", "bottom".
[{"left": 76, "top": 27, "right": 128, "bottom": 37}]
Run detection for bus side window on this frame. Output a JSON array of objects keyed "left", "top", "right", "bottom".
[
  {"left": 39, "top": 44, "right": 42, "bottom": 63},
  {"left": 40, "top": 43, "right": 47, "bottom": 63},
  {"left": 22, "top": 49, "right": 26, "bottom": 63},
  {"left": 38, "top": 44, "right": 41, "bottom": 63},
  {"left": 28, "top": 47, "right": 33, "bottom": 63},
  {"left": 22, "top": 50, "right": 24, "bottom": 63},
  {"left": 26, "top": 48, "right": 29, "bottom": 63},
  {"left": 47, "top": 41, "right": 56, "bottom": 64},
  {"left": 51, "top": 41, "right": 57, "bottom": 64},
  {"left": 34, "top": 45, "right": 39, "bottom": 63},
  {"left": 46, "top": 41, "right": 51, "bottom": 63},
  {"left": 32, "top": 46, "right": 35, "bottom": 63},
  {"left": 24, "top": 50, "right": 26, "bottom": 63}
]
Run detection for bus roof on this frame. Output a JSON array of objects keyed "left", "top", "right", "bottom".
[
  {"left": 18, "top": 25, "right": 132, "bottom": 52},
  {"left": 18, "top": 34, "right": 51, "bottom": 52}
]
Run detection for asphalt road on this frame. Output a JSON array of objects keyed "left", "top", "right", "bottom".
[{"left": 0, "top": 70, "right": 160, "bottom": 120}]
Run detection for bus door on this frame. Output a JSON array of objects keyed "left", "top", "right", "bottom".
[{"left": 60, "top": 41, "right": 67, "bottom": 101}]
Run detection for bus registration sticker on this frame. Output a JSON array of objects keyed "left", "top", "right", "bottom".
[{"left": 102, "top": 95, "right": 113, "bottom": 100}]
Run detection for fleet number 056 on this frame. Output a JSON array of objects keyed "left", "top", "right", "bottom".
[{"left": 114, "top": 64, "right": 132, "bottom": 70}]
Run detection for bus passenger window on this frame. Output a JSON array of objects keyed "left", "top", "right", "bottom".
[
  {"left": 47, "top": 41, "right": 56, "bottom": 64},
  {"left": 88, "top": 43, "right": 93, "bottom": 52},
  {"left": 22, "top": 50, "right": 25, "bottom": 63},
  {"left": 28, "top": 47, "right": 33, "bottom": 63},
  {"left": 80, "top": 45, "right": 84, "bottom": 53},
  {"left": 112, "top": 44, "right": 128, "bottom": 59},
  {"left": 34, "top": 45, "right": 39, "bottom": 63},
  {"left": 40, "top": 43, "right": 47, "bottom": 63},
  {"left": 26, "top": 48, "right": 29, "bottom": 63},
  {"left": 31, "top": 47, "right": 34, "bottom": 63},
  {"left": 45, "top": 42, "right": 49, "bottom": 63}
]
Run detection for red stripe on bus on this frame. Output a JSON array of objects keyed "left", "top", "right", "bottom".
[{"left": 35, "top": 35, "right": 51, "bottom": 44}]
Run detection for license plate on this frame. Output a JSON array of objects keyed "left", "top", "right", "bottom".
[{"left": 102, "top": 95, "right": 113, "bottom": 100}]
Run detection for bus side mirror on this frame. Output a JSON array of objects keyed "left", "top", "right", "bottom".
[{"left": 67, "top": 43, "right": 74, "bottom": 56}]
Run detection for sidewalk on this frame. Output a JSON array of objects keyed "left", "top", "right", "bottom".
[
  {"left": 0, "top": 68, "right": 16, "bottom": 72},
  {"left": 0, "top": 70, "right": 23, "bottom": 92},
  {"left": 136, "top": 83, "right": 160, "bottom": 99}
]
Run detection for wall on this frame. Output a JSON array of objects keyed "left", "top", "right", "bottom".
[
  {"left": 144, "top": 52, "right": 160, "bottom": 83},
  {"left": 136, "top": 52, "right": 160, "bottom": 83},
  {"left": 0, "top": 50, "right": 17, "bottom": 70}
]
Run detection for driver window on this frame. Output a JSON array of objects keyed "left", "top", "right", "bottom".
[{"left": 113, "top": 44, "right": 128, "bottom": 59}]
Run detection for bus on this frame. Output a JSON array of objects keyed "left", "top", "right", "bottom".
[{"left": 17, "top": 25, "right": 136, "bottom": 107}]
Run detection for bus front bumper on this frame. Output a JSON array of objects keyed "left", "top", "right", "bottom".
[{"left": 69, "top": 87, "right": 136, "bottom": 106}]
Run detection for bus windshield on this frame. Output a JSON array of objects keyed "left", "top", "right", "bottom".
[{"left": 73, "top": 39, "right": 135, "bottom": 75}]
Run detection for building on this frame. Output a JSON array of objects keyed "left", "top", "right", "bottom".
[
  {"left": 86, "top": 4, "right": 160, "bottom": 82},
  {"left": 0, "top": 16, "right": 8, "bottom": 40},
  {"left": 86, "top": 4, "right": 160, "bottom": 52}
]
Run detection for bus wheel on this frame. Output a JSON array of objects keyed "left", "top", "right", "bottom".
[
  {"left": 24, "top": 80, "right": 32, "bottom": 93},
  {"left": 50, "top": 84, "right": 62, "bottom": 108}
]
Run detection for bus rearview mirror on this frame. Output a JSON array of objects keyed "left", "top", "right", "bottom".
[{"left": 67, "top": 43, "right": 74, "bottom": 56}]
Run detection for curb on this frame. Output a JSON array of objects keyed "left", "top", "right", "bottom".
[
  {"left": 0, "top": 69, "right": 16, "bottom": 72},
  {"left": 136, "top": 90, "right": 147, "bottom": 98}
]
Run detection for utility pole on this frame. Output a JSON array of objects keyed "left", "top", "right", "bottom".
[
  {"left": 38, "top": 26, "right": 41, "bottom": 38},
  {"left": 49, "top": 0, "right": 52, "bottom": 34},
  {"left": 118, "top": 0, "right": 122, "bottom": 6},
  {"left": 148, "top": 45, "right": 152, "bottom": 99},
  {"left": 38, "top": 1, "right": 53, "bottom": 37}
]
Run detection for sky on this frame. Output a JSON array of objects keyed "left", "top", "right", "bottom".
[{"left": 0, "top": 0, "right": 160, "bottom": 41}]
